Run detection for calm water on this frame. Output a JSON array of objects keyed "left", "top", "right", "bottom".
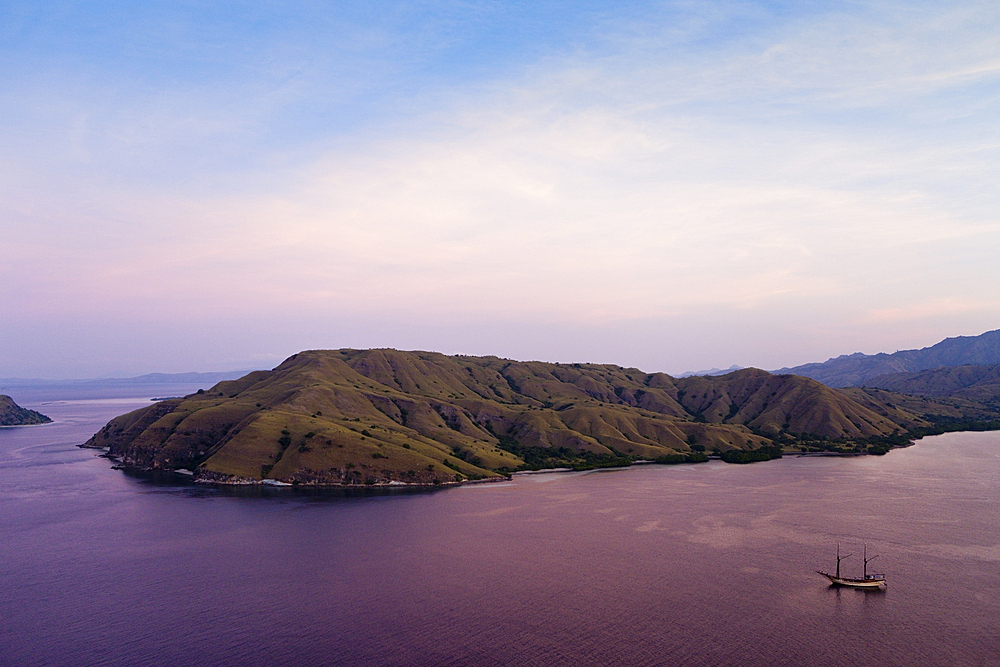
[{"left": 2, "top": 387, "right": 999, "bottom": 667}]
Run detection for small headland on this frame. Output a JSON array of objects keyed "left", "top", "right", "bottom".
[{"left": 0, "top": 395, "right": 52, "bottom": 426}]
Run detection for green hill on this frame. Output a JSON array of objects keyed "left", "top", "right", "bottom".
[
  {"left": 82, "top": 349, "right": 1000, "bottom": 486},
  {"left": 0, "top": 395, "right": 52, "bottom": 426}
]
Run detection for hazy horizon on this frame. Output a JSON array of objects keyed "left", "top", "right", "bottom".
[
  {"left": 4, "top": 1, "right": 998, "bottom": 378},
  {"left": 4, "top": 325, "right": 996, "bottom": 383}
]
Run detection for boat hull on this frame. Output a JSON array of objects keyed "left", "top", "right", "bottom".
[{"left": 816, "top": 571, "right": 886, "bottom": 588}]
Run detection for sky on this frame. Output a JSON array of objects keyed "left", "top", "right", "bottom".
[{"left": 2, "top": 1, "right": 999, "bottom": 379}]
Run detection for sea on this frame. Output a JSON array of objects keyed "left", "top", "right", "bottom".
[{"left": 1, "top": 384, "right": 998, "bottom": 667}]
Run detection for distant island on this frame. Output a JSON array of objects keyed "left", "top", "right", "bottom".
[
  {"left": 0, "top": 395, "right": 52, "bottom": 426},
  {"left": 83, "top": 349, "right": 1000, "bottom": 487},
  {"left": 0, "top": 370, "right": 251, "bottom": 388}
]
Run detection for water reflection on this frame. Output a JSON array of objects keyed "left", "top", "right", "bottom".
[{"left": 119, "top": 467, "right": 453, "bottom": 501}]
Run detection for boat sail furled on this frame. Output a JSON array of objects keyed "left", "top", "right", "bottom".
[{"left": 817, "top": 543, "right": 886, "bottom": 588}]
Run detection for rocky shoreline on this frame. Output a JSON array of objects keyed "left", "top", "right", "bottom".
[{"left": 96, "top": 448, "right": 504, "bottom": 489}]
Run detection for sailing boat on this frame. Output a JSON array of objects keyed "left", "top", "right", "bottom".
[{"left": 817, "top": 543, "right": 886, "bottom": 588}]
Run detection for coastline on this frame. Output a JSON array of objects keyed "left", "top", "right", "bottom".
[
  {"left": 87, "top": 438, "right": 925, "bottom": 491},
  {"left": 0, "top": 421, "right": 54, "bottom": 429},
  {"left": 96, "top": 450, "right": 513, "bottom": 490}
]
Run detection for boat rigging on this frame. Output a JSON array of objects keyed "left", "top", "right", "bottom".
[{"left": 817, "top": 542, "right": 886, "bottom": 588}]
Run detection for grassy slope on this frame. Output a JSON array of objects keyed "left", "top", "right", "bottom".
[{"left": 83, "top": 350, "right": 1000, "bottom": 485}]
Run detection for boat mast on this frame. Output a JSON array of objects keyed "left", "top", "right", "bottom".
[
  {"left": 836, "top": 542, "right": 852, "bottom": 579},
  {"left": 864, "top": 543, "right": 879, "bottom": 579}
]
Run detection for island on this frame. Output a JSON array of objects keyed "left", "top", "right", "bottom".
[
  {"left": 0, "top": 395, "right": 52, "bottom": 426},
  {"left": 83, "top": 349, "right": 1000, "bottom": 486}
]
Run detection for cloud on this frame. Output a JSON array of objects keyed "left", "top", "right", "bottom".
[
  {"left": 3, "top": 1, "right": 1000, "bottom": 375},
  {"left": 865, "top": 298, "right": 999, "bottom": 324}
]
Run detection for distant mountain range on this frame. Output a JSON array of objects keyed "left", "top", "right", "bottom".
[
  {"left": 777, "top": 329, "right": 1000, "bottom": 387},
  {"left": 678, "top": 365, "right": 745, "bottom": 378},
  {"left": 860, "top": 365, "right": 1000, "bottom": 405}
]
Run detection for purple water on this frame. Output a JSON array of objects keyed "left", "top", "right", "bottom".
[{"left": 2, "top": 387, "right": 999, "bottom": 666}]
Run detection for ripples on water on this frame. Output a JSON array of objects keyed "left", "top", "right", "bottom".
[{"left": 1, "top": 386, "right": 999, "bottom": 666}]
